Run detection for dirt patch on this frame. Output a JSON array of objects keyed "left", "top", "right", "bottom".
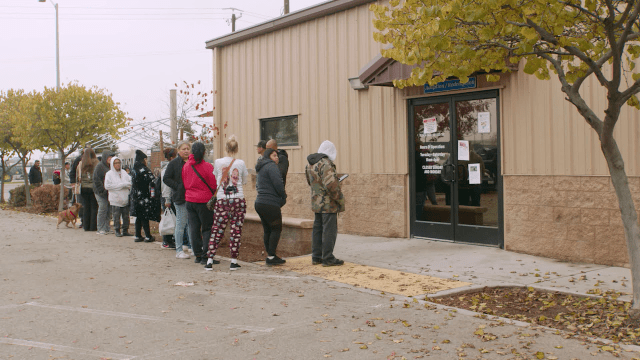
[
  {"left": 432, "top": 286, "right": 640, "bottom": 345},
  {"left": 281, "top": 256, "right": 470, "bottom": 296}
]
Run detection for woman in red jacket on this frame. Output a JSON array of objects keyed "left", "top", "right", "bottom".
[{"left": 181, "top": 142, "right": 217, "bottom": 265}]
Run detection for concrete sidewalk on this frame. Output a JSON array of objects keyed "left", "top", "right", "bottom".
[{"left": 336, "top": 234, "right": 632, "bottom": 300}]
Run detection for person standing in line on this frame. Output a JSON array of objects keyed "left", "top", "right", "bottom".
[
  {"left": 63, "top": 162, "right": 73, "bottom": 202},
  {"left": 93, "top": 150, "right": 115, "bottom": 235},
  {"left": 255, "top": 140, "right": 266, "bottom": 164},
  {"left": 160, "top": 148, "right": 177, "bottom": 249},
  {"left": 163, "top": 141, "right": 192, "bottom": 259},
  {"left": 182, "top": 142, "right": 216, "bottom": 265},
  {"left": 206, "top": 135, "right": 248, "bottom": 271},
  {"left": 69, "top": 149, "right": 85, "bottom": 228},
  {"left": 28, "top": 160, "right": 43, "bottom": 187},
  {"left": 255, "top": 148, "right": 287, "bottom": 266},
  {"left": 305, "top": 140, "right": 345, "bottom": 267},
  {"left": 77, "top": 149, "right": 99, "bottom": 232},
  {"left": 130, "top": 150, "right": 160, "bottom": 242},
  {"left": 104, "top": 156, "right": 132, "bottom": 237},
  {"left": 266, "top": 139, "right": 289, "bottom": 187}
]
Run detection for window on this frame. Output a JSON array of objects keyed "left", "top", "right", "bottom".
[{"left": 260, "top": 115, "right": 299, "bottom": 146}]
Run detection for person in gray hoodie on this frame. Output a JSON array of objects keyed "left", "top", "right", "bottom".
[
  {"left": 255, "top": 148, "right": 287, "bottom": 266},
  {"left": 93, "top": 150, "right": 115, "bottom": 235}
]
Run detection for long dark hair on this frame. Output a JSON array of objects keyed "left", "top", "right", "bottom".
[
  {"left": 81, "top": 148, "right": 98, "bottom": 173},
  {"left": 191, "top": 142, "right": 205, "bottom": 163}
]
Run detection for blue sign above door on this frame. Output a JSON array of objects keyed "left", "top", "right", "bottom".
[{"left": 424, "top": 77, "right": 476, "bottom": 94}]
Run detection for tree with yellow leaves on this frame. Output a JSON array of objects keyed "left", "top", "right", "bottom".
[
  {"left": 27, "top": 82, "right": 128, "bottom": 211},
  {"left": 371, "top": 0, "right": 640, "bottom": 313}
]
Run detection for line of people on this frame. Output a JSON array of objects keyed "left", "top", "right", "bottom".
[{"left": 66, "top": 136, "right": 346, "bottom": 270}]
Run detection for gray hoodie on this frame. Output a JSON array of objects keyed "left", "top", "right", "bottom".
[
  {"left": 255, "top": 156, "right": 286, "bottom": 208},
  {"left": 93, "top": 150, "right": 115, "bottom": 198}
]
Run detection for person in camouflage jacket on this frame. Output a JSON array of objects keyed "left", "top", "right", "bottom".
[{"left": 305, "top": 140, "right": 345, "bottom": 267}]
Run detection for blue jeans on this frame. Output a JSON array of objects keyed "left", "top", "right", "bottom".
[
  {"left": 95, "top": 194, "right": 111, "bottom": 232},
  {"left": 174, "top": 202, "right": 191, "bottom": 253}
]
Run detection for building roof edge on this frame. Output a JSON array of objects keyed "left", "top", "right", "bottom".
[{"left": 205, "top": 0, "right": 376, "bottom": 49}]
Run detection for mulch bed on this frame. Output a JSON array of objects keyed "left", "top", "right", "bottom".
[{"left": 431, "top": 286, "right": 640, "bottom": 345}]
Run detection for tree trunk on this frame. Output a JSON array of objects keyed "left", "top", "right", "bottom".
[
  {"left": 58, "top": 149, "right": 66, "bottom": 211},
  {"left": 21, "top": 157, "right": 31, "bottom": 207},
  {"left": 600, "top": 133, "right": 640, "bottom": 311},
  {"left": 1, "top": 158, "right": 5, "bottom": 203}
]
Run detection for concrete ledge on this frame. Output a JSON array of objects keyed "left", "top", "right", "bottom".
[
  {"left": 244, "top": 212, "right": 314, "bottom": 229},
  {"left": 243, "top": 212, "right": 313, "bottom": 255}
]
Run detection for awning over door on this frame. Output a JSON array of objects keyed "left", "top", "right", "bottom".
[{"left": 358, "top": 54, "right": 416, "bottom": 87}]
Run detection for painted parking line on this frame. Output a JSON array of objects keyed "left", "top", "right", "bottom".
[
  {"left": 25, "top": 302, "right": 164, "bottom": 321},
  {"left": 0, "top": 337, "right": 135, "bottom": 360}
]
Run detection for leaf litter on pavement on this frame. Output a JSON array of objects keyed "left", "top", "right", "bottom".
[
  {"left": 281, "top": 256, "right": 470, "bottom": 296},
  {"left": 432, "top": 286, "right": 640, "bottom": 346}
]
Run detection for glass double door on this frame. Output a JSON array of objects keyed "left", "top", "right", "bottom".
[{"left": 410, "top": 90, "right": 502, "bottom": 247}]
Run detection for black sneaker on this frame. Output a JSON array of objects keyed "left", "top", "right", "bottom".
[
  {"left": 312, "top": 258, "right": 322, "bottom": 265},
  {"left": 266, "top": 256, "right": 286, "bottom": 266},
  {"left": 115, "top": 231, "right": 122, "bottom": 238},
  {"left": 204, "top": 258, "right": 220, "bottom": 271},
  {"left": 322, "top": 259, "right": 344, "bottom": 267},
  {"left": 134, "top": 237, "right": 144, "bottom": 242},
  {"left": 200, "top": 257, "right": 208, "bottom": 265},
  {"left": 144, "top": 236, "right": 155, "bottom": 243},
  {"left": 230, "top": 263, "right": 241, "bottom": 271},
  {"left": 194, "top": 257, "right": 202, "bottom": 264},
  {"left": 122, "top": 231, "right": 133, "bottom": 237}
]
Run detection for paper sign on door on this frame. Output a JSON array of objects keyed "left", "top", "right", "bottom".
[
  {"left": 458, "top": 140, "right": 469, "bottom": 161},
  {"left": 468, "top": 163, "right": 481, "bottom": 184},
  {"left": 423, "top": 117, "right": 437, "bottom": 134},
  {"left": 478, "top": 112, "right": 490, "bottom": 133}
]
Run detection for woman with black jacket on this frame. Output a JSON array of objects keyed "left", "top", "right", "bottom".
[
  {"left": 130, "top": 150, "right": 160, "bottom": 242},
  {"left": 162, "top": 141, "right": 192, "bottom": 259},
  {"left": 255, "top": 148, "right": 287, "bottom": 266}
]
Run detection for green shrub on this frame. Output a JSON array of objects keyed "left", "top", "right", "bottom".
[
  {"left": 9, "top": 184, "right": 37, "bottom": 207},
  {"left": 31, "top": 184, "right": 61, "bottom": 213}
]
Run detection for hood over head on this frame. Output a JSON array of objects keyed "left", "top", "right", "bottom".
[
  {"left": 256, "top": 150, "right": 276, "bottom": 172},
  {"left": 101, "top": 150, "right": 115, "bottom": 166},
  {"left": 110, "top": 156, "right": 121, "bottom": 172},
  {"left": 317, "top": 140, "right": 337, "bottom": 162},
  {"left": 134, "top": 150, "right": 147, "bottom": 163}
]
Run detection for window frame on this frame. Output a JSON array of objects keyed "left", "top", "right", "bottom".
[{"left": 259, "top": 115, "right": 299, "bottom": 147}]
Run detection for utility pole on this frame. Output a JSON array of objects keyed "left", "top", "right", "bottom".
[
  {"left": 224, "top": 8, "right": 242, "bottom": 32},
  {"left": 284, "top": 0, "right": 289, "bottom": 14},
  {"left": 170, "top": 89, "right": 177, "bottom": 145}
]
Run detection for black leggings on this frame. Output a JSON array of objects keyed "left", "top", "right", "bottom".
[
  {"left": 80, "top": 187, "right": 98, "bottom": 231},
  {"left": 135, "top": 217, "right": 151, "bottom": 238},
  {"left": 255, "top": 202, "right": 282, "bottom": 257}
]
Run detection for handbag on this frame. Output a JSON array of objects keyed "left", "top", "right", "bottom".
[
  {"left": 191, "top": 159, "right": 235, "bottom": 211},
  {"left": 159, "top": 208, "right": 176, "bottom": 235}
]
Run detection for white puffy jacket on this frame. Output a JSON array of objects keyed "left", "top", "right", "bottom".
[{"left": 104, "top": 156, "right": 132, "bottom": 207}]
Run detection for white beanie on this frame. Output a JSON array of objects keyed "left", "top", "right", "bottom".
[{"left": 318, "top": 140, "right": 337, "bottom": 161}]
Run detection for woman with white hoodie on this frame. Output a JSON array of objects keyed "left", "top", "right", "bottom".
[{"left": 104, "top": 156, "right": 132, "bottom": 237}]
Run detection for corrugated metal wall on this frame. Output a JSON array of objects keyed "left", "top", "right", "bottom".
[
  {"left": 501, "top": 63, "right": 640, "bottom": 176},
  {"left": 216, "top": 2, "right": 407, "bottom": 175}
]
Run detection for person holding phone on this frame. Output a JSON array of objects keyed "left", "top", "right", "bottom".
[{"left": 305, "top": 140, "right": 345, "bottom": 267}]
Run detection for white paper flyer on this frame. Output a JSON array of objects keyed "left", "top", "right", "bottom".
[
  {"left": 478, "top": 112, "right": 490, "bottom": 133},
  {"left": 423, "top": 117, "right": 437, "bottom": 134},
  {"left": 468, "top": 163, "right": 481, "bottom": 184},
  {"left": 458, "top": 140, "right": 470, "bottom": 161}
]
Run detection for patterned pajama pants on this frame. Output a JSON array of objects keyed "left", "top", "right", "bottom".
[{"left": 208, "top": 198, "right": 246, "bottom": 259}]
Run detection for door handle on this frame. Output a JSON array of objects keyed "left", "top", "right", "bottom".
[{"left": 442, "top": 163, "right": 455, "bottom": 183}]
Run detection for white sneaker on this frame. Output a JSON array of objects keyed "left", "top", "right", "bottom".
[
  {"left": 96, "top": 231, "right": 106, "bottom": 235},
  {"left": 176, "top": 251, "right": 190, "bottom": 259}
]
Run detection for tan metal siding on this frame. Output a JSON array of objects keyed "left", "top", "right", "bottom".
[
  {"left": 501, "top": 63, "right": 640, "bottom": 176},
  {"left": 216, "top": 1, "right": 407, "bottom": 175}
]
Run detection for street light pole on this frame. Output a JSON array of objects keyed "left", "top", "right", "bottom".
[{"left": 39, "top": 0, "right": 60, "bottom": 91}]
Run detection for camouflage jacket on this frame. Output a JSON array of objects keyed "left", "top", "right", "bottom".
[{"left": 305, "top": 154, "right": 345, "bottom": 213}]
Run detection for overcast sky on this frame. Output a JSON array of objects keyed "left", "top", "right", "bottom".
[{"left": 0, "top": 0, "right": 328, "bottom": 155}]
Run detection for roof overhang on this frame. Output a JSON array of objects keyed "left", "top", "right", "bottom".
[
  {"left": 358, "top": 53, "right": 417, "bottom": 87},
  {"left": 205, "top": 0, "right": 376, "bottom": 49}
]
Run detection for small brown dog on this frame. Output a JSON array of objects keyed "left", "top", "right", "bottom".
[{"left": 57, "top": 202, "right": 82, "bottom": 229}]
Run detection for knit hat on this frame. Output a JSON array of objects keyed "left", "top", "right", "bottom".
[
  {"left": 318, "top": 140, "right": 337, "bottom": 161},
  {"left": 135, "top": 150, "right": 147, "bottom": 162}
]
